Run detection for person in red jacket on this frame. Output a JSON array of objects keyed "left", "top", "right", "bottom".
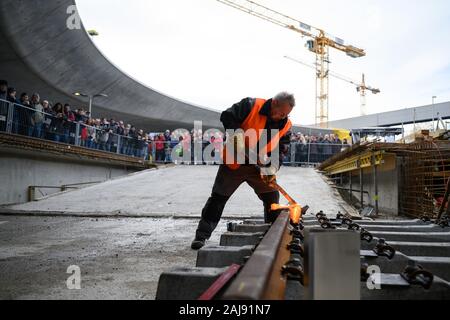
[{"left": 155, "top": 133, "right": 166, "bottom": 163}]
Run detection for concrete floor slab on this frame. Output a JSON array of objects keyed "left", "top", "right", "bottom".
[
  {"left": 155, "top": 267, "right": 227, "bottom": 300},
  {"left": 0, "top": 216, "right": 226, "bottom": 300},
  {"left": 361, "top": 276, "right": 450, "bottom": 300},
  {"left": 359, "top": 225, "right": 445, "bottom": 233},
  {"left": 4, "top": 166, "right": 346, "bottom": 219},
  {"left": 371, "top": 231, "right": 450, "bottom": 242}
]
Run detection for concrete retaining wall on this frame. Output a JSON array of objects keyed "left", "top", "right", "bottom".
[
  {"left": 341, "top": 156, "right": 401, "bottom": 216},
  {"left": 0, "top": 148, "right": 140, "bottom": 205}
]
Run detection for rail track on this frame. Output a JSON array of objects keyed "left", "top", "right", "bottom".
[{"left": 157, "top": 209, "right": 450, "bottom": 300}]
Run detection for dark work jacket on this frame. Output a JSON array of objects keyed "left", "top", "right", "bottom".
[{"left": 220, "top": 98, "right": 292, "bottom": 166}]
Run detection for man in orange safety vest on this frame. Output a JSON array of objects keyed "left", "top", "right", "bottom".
[{"left": 192, "top": 92, "right": 295, "bottom": 250}]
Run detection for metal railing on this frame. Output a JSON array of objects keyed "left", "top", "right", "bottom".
[
  {"left": 0, "top": 99, "right": 350, "bottom": 166},
  {"left": 28, "top": 181, "right": 101, "bottom": 201},
  {"left": 284, "top": 142, "right": 351, "bottom": 167},
  {"left": 0, "top": 98, "right": 153, "bottom": 160}
]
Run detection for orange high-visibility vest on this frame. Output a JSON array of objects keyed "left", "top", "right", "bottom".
[{"left": 222, "top": 98, "right": 293, "bottom": 170}]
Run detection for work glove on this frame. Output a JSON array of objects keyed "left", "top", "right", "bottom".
[{"left": 259, "top": 164, "right": 279, "bottom": 185}]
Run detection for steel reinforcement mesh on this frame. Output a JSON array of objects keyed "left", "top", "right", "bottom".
[{"left": 399, "top": 141, "right": 450, "bottom": 218}]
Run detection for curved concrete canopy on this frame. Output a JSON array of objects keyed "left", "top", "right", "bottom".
[{"left": 0, "top": 0, "right": 222, "bottom": 131}]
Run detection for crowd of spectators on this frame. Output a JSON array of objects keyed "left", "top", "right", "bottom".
[
  {"left": 285, "top": 132, "right": 350, "bottom": 164},
  {"left": 1, "top": 79, "right": 350, "bottom": 165},
  {"left": 0, "top": 79, "right": 183, "bottom": 160}
]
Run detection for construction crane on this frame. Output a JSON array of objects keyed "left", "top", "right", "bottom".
[
  {"left": 215, "top": 0, "right": 366, "bottom": 127},
  {"left": 284, "top": 56, "right": 380, "bottom": 116}
]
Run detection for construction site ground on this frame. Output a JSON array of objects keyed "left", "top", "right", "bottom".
[{"left": 0, "top": 166, "right": 349, "bottom": 300}]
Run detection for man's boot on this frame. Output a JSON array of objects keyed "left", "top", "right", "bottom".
[{"left": 191, "top": 238, "right": 206, "bottom": 250}]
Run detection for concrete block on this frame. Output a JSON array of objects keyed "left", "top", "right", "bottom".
[
  {"left": 387, "top": 241, "right": 450, "bottom": 257},
  {"left": 358, "top": 219, "right": 423, "bottom": 226},
  {"left": 362, "top": 252, "right": 450, "bottom": 282},
  {"left": 305, "top": 229, "right": 361, "bottom": 300},
  {"left": 304, "top": 220, "right": 430, "bottom": 229},
  {"left": 220, "top": 232, "right": 265, "bottom": 247},
  {"left": 411, "top": 256, "right": 450, "bottom": 282},
  {"left": 233, "top": 224, "right": 271, "bottom": 233},
  {"left": 303, "top": 221, "right": 320, "bottom": 227},
  {"left": 362, "top": 225, "right": 444, "bottom": 233},
  {"left": 361, "top": 275, "right": 450, "bottom": 300},
  {"left": 285, "top": 280, "right": 306, "bottom": 301},
  {"left": 361, "top": 251, "right": 410, "bottom": 275},
  {"left": 243, "top": 219, "right": 266, "bottom": 225},
  {"left": 302, "top": 216, "right": 319, "bottom": 222},
  {"left": 156, "top": 267, "right": 227, "bottom": 300},
  {"left": 196, "top": 245, "right": 254, "bottom": 268},
  {"left": 361, "top": 239, "right": 380, "bottom": 251}
]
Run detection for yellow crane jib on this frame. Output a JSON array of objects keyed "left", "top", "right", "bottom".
[{"left": 284, "top": 56, "right": 380, "bottom": 116}]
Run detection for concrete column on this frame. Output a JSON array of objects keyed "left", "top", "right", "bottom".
[
  {"left": 307, "top": 142, "right": 311, "bottom": 165},
  {"left": 291, "top": 143, "right": 296, "bottom": 166},
  {"left": 305, "top": 229, "right": 360, "bottom": 300},
  {"left": 360, "top": 164, "right": 364, "bottom": 208},
  {"left": 6, "top": 101, "right": 13, "bottom": 134},
  {"left": 75, "top": 123, "right": 80, "bottom": 146},
  {"left": 372, "top": 154, "right": 379, "bottom": 216},
  {"left": 349, "top": 172, "right": 353, "bottom": 206}
]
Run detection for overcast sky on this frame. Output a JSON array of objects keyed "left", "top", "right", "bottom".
[{"left": 76, "top": 0, "right": 450, "bottom": 125}]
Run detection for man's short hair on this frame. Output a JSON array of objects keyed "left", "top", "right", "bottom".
[{"left": 274, "top": 92, "right": 296, "bottom": 108}]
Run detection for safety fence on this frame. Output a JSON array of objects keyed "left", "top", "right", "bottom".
[
  {"left": 0, "top": 99, "right": 349, "bottom": 166},
  {"left": 0, "top": 98, "right": 155, "bottom": 160}
]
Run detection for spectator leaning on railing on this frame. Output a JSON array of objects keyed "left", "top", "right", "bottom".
[
  {"left": 97, "top": 118, "right": 110, "bottom": 151},
  {"left": 41, "top": 100, "right": 53, "bottom": 138},
  {"left": 164, "top": 130, "right": 172, "bottom": 163},
  {"left": 30, "top": 93, "right": 44, "bottom": 139},
  {"left": 330, "top": 134, "right": 342, "bottom": 154},
  {"left": 129, "top": 126, "right": 138, "bottom": 156},
  {"left": 106, "top": 119, "right": 117, "bottom": 152},
  {"left": 7, "top": 87, "right": 17, "bottom": 104},
  {"left": 6, "top": 88, "right": 19, "bottom": 135},
  {"left": 117, "top": 121, "right": 125, "bottom": 137}
]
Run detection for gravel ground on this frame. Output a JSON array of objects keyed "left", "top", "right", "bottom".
[{"left": 0, "top": 216, "right": 226, "bottom": 300}]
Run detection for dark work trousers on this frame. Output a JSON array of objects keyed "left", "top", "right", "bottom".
[{"left": 195, "top": 164, "right": 280, "bottom": 240}]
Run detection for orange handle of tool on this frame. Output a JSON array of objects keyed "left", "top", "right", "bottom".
[{"left": 269, "top": 181, "right": 297, "bottom": 205}]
